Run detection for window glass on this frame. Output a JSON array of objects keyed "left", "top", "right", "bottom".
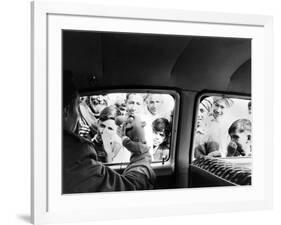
[
  {"left": 77, "top": 92, "right": 176, "bottom": 164},
  {"left": 192, "top": 95, "right": 252, "bottom": 159},
  {"left": 191, "top": 95, "right": 252, "bottom": 185}
]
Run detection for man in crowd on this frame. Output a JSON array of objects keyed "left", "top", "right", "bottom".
[
  {"left": 145, "top": 94, "right": 163, "bottom": 117},
  {"left": 211, "top": 96, "right": 233, "bottom": 122},
  {"left": 63, "top": 71, "right": 155, "bottom": 193},
  {"left": 206, "top": 96, "right": 234, "bottom": 157},
  {"left": 125, "top": 93, "right": 144, "bottom": 116},
  {"left": 77, "top": 95, "right": 108, "bottom": 140}
]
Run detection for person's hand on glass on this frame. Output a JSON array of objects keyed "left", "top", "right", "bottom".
[{"left": 101, "top": 129, "right": 122, "bottom": 162}]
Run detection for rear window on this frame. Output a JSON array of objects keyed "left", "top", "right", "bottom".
[{"left": 77, "top": 91, "right": 178, "bottom": 164}]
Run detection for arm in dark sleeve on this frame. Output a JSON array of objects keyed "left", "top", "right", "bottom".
[
  {"left": 205, "top": 141, "right": 221, "bottom": 157},
  {"left": 121, "top": 137, "right": 155, "bottom": 186},
  {"left": 121, "top": 136, "right": 147, "bottom": 155},
  {"left": 63, "top": 141, "right": 155, "bottom": 193},
  {"left": 205, "top": 141, "right": 220, "bottom": 154},
  {"left": 194, "top": 145, "right": 207, "bottom": 158},
  {"left": 194, "top": 141, "right": 220, "bottom": 158}
]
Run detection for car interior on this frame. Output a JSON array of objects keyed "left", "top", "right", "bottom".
[{"left": 63, "top": 30, "right": 251, "bottom": 190}]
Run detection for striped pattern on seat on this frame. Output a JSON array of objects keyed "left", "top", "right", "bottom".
[{"left": 192, "top": 157, "right": 252, "bottom": 185}]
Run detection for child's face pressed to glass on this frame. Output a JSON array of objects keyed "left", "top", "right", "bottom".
[
  {"left": 152, "top": 130, "right": 165, "bottom": 147},
  {"left": 98, "top": 119, "right": 117, "bottom": 138},
  {"left": 230, "top": 130, "right": 251, "bottom": 155}
]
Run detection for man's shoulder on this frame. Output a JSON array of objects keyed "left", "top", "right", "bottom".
[
  {"left": 63, "top": 130, "right": 97, "bottom": 155},
  {"left": 63, "top": 130, "right": 98, "bottom": 163},
  {"left": 64, "top": 130, "right": 94, "bottom": 145}
]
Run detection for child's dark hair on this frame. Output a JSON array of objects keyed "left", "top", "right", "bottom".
[
  {"left": 99, "top": 105, "right": 122, "bottom": 122},
  {"left": 125, "top": 93, "right": 144, "bottom": 103},
  {"left": 152, "top": 118, "right": 171, "bottom": 149},
  {"left": 228, "top": 119, "right": 251, "bottom": 135}
]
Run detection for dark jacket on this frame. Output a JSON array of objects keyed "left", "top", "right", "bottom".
[{"left": 63, "top": 130, "right": 155, "bottom": 193}]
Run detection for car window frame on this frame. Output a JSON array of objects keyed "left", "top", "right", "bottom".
[
  {"left": 78, "top": 88, "right": 180, "bottom": 174},
  {"left": 189, "top": 91, "right": 251, "bottom": 164}
]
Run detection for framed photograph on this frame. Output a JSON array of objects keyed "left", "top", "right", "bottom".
[{"left": 31, "top": 1, "right": 273, "bottom": 224}]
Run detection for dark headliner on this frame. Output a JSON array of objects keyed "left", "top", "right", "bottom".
[{"left": 63, "top": 31, "right": 251, "bottom": 94}]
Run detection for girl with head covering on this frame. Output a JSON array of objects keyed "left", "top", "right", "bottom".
[{"left": 193, "top": 97, "right": 222, "bottom": 158}]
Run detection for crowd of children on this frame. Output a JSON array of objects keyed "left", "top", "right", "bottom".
[
  {"left": 76, "top": 93, "right": 175, "bottom": 163},
  {"left": 76, "top": 92, "right": 251, "bottom": 164},
  {"left": 193, "top": 96, "right": 252, "bottom": 159}
]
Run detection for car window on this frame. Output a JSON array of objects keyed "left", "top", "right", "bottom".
[
  {"left": 191, "top": 95, "right": 252, "bottom": 185},
  {"left": 77, "top": 92, "right": 177, "bottom": 164},
  {"left": 192, "top": 95, "right": 252, "bottom": 160}
]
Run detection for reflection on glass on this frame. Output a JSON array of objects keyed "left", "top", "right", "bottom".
[{"left": 77, "top": 93, "right": 175, "bottom": 164}]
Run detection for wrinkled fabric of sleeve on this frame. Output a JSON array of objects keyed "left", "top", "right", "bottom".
[{"left": 63, "top": 131, "right": 155, "bottom": 193}]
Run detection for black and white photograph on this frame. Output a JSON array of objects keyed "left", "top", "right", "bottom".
[
  {"left": 62, "top": 30, "right": 252, "bottom": 193},
  {"left": 26, "top": 1, "right": 277, "bottom": 224}
]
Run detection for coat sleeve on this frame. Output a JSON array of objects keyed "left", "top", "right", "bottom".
[
  {"left": 194, "top": 145, "right": 207, "bottom": 158},
  {"left": 63, "top": 142, "right": 155, "bottom": 193}
]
